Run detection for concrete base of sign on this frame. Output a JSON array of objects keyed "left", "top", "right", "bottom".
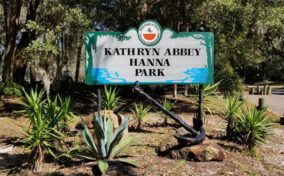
[{"left": 157, "top": 128, "right": 226, "bottom": 161}]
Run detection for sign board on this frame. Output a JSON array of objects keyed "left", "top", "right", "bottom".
[{"left": 85, "top": 20, "right": 214, "bottom": 85}]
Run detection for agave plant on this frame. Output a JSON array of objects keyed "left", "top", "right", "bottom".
[
  {"left": 79, "top": 111, "right": 136, "bottom": 175},
  {"left": 131, "top": 102, "right": 151, "bottom": 130},
  {"left": 161, "top": 99, "right": 176, "bottom": 126},
  {"left": 102, "top": 86, "right": 120, "bottom": 110},
  {"left": 235, "top": 107, "right": 273, "bottom": 150},
  {"left": 19, "top": 88, "right": 74, "bottom": 171},
  {"left": 223, "top": 95, "right": 244, "bottom": 138}
]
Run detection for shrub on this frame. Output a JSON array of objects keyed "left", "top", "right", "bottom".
[
  {"left": 235, "top": 107, "right": 273, "bottom": 150},
  {"left": 0, "top": 82, "right": 23, "bottom": 97},
  {"left": 74, "top": 112, "right": 136, "bottom": 175},
  {"left": 102, "top": 86, "right": 120, "bottom": 110},
  {"left": 19, "top": 88, "right": 75, "bottom": 171},
  {"left": 217, "top": 63, "right": 245, "bottom": 96},
  {"left": 223, "top": 95, "right": 244, "bottom": 138},
  {"left": 131, "top": 102, "right": 151, "bottom": 130},
  {"left": 161, "top": 99, "right": 176, "bottom": 126}
]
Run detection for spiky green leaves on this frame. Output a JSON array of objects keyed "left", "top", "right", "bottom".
[
  {"left": 81, "top": 117, "right": 98, "bottom": 156},
  {"left": 98, "top": 159, "right": 109, "bottom": 175},
  {"left": 162, "top": 99, "right": 176, "bottom": 111},
  {"left": 235, "top": 107, "right": 273, "bottom": 150},
  {"left": 131, "top": 102, "right": 151, "bottom": 130},
  {"left": 80, "top": 111, "right": 135, "bottom": 174},
  {"left": 222, "top": 95, "right": 273, "bottom": 150},
  {"left": 19, "top": 88, "right": 75, "bottom": 170},
  {"left": 223, "top": 95, "right": 244, "bottom": 137},
  {"left": 102, "top": 86, "right": 120, "bottom": 110}
]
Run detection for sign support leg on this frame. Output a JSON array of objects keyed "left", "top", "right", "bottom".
[{"left": 198, "top": 84, "right": 204, "bottom": 125}]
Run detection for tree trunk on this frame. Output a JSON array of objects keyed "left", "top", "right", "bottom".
[
  {"left": 13, "top": 0, "right": 42, "bottom": 84},
  {"left": 75, "top": 45, "right": 82, "bottom": 82},
  {"left": 33, "top": 145, "right": 44, "bottom": 172},
  {"left": 226, "top": 117, "right": 234, "bottom": 138},
  {"left": 137, "top": 120, "right": 141, "bottom": 130},
  {"left": 2, "top": 0, "right": 23, "bottom": 82}
]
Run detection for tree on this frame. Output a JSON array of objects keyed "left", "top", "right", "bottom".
[
  {"left": 1, "top": 0, "right": 283, "bottom": 92},
  {"left": 13, "top": 0, "right": 42, "bottom": 84},
  {"left": 2, "top": 0, "right": 23, "bottom": 82}
]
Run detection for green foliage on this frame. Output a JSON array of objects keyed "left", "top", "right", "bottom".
[
  {"left": 162, "top": 99, "right": 175, "bottom": 111},
  {"left": 65, "top": 8, "right": 91, "bottom": 33},
  {"left": 78, "top": 112, "right": 136, "bottom": 175},
  {"left": 131, "top": 102, "right": 151, "bottom": 130},
  {"left": 19, "top": 88, "right": 75, "bottom": 171},
  {"left": 217, "top": 63, "right": 245, "bottom": 96},
  {"left": 203, "top": 82, "right": 220, "bottom": 97},
  {"left": 0, "top": 82, "right": 23, "bottom": 97},
  {"left": 223, "top": 95, "right": 244, "bottom": 138},
  {"left": 23, "top": 20, "right": 45, "bottom": 35},
  {"left": 235, "top": 107, "right": 273, "bottom": 150},
  {"left": 24, "top": 29, "right": 59, "bottom": 62},
  {"left": 102, "top": 86, "right": 120, "bottom": 110},
  {"left": 161, "top": 99, "right": 176, "bottom": 126}
]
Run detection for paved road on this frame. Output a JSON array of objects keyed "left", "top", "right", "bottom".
[{"left": 244, "top": 88, "right": 284, "bottom": 115}]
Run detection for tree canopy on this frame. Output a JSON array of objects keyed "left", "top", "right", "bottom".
[{"left": 0, "top": 0, "right": 283, "bottom": 94}]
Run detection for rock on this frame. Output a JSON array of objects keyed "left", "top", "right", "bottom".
[
  {"left": 157, "top": 135, "right": 180, "bottom": 154},
  {"left": 183, "top": 142, "right": 226, "bottom": 161},
  {"left": 98, "top": 110, "right": 120, "bottom": 129},
  {"left": 157, "top": 127, "right": 226, "bottom": 161},
  {"left": 176, "top": 127, "right": 189, "bottom": 136},
  {"left": 75, "top": 110, "right": 127, "bottom": 133},
  {"left": 75, "top": 114, "right": 94, "bottom": 129}
]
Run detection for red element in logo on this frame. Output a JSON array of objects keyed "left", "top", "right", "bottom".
[
  {"left": 143, "top": 34, "right": 156, "bottom": 40},
  {"left": 138, "top": 21, "right": 162, "bottom": 46}
]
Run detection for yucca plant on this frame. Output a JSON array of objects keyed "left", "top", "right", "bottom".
[
  {"left": 102, "top": 86, "right": 120, "bottom": 110},
  {"left": 235, "top": 107, "right": 273, "bottom": 150},
  {"left": 79, "top": 111, "right": 136, "bottom": 175},
  {"left": 161, "top": 99, "right": 176, "bottom": 126},
  {"left": 223, "top": 95, "right": 244, "bottom": 138},
  {"left": 131, "top": 102, "right": 151, "bottom": 130},
  {"left": 19, "top": 88, "right": 46, "bottom": 117},
  {"left": 19, "top": 88, "right": 74, "bottom": 172}
]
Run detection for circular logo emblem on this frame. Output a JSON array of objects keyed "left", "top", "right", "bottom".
[{"left": 138, "top": 20, "right": 162, "bottom": 46}]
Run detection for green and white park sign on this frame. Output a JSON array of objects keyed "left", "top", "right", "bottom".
[{"left": 85, "top": 20, "right": 214, "bottom": 85}]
